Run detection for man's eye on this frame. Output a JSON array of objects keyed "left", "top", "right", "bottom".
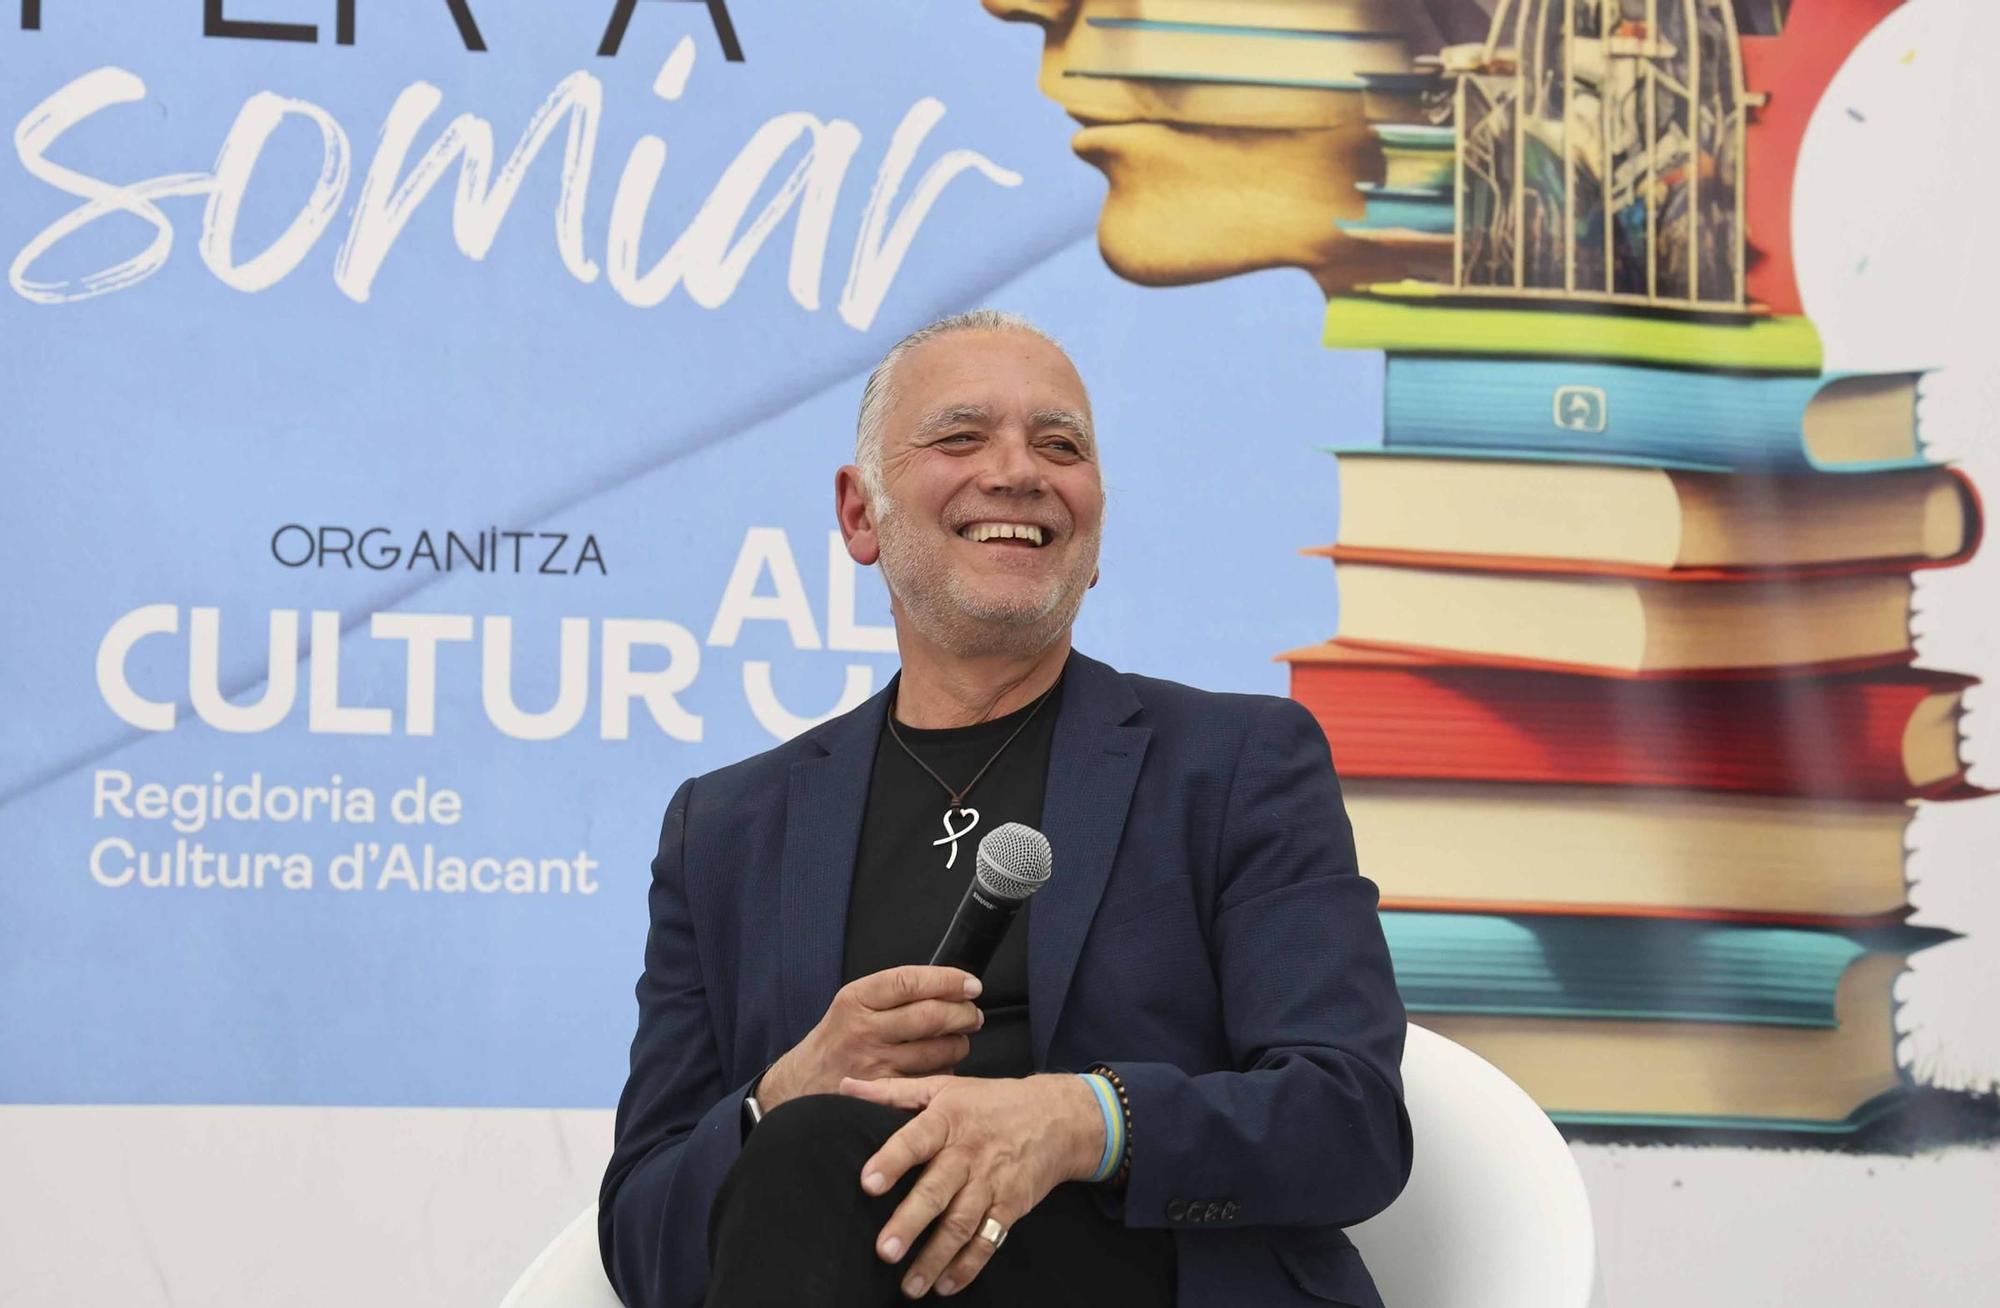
[{"left": 937, "top": 432, "right": 978, "bottom": 446}]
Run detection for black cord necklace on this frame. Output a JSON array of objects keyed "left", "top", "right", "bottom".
[{"left": 884, "top": 678, "right": 1059, "bottom": 870}]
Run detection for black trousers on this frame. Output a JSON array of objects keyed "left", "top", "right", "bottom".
[{"left": 706, "top": 1094, "right": 1175, "bottom": 1306}]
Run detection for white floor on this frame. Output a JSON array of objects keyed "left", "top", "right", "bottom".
[
  {"left": 2, "top": 1105, "right": 1995, "bottom": 1308},
  {"left": 0, "top": 1106, "right": 607, "bottom": 1308},
  {"left": 1573, "top": 1141, "right": 2000, "bottom": 1307}
]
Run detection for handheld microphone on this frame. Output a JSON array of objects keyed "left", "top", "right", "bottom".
[{"left": 929, "top": 822, "right": 1052, "bottom": 976}]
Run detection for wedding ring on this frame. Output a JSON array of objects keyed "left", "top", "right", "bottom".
[{"left": 977, "top": 1216, "right": 1008, "bottom": 1250}]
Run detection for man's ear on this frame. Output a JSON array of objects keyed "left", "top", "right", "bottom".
[{"left": 835, "top": 465, "right": 881, "bottom": 566}]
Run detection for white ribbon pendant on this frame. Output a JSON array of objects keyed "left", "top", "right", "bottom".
[{"left": 932, "top": 807, "right": 980, "bottom": 870}]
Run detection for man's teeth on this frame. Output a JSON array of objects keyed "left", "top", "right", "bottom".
[{"left": 963, "top": 523, "right": 1045, "bottom": 546}]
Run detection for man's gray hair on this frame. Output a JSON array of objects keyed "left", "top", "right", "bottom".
[{"left": 854, "top": 309, "right": 1075, "bottom": 499}]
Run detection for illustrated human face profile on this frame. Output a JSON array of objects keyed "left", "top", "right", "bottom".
[{"left": 978, "top": 0, "right": 1498, "bottom": 295}]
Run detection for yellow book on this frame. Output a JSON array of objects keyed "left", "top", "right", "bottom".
[
  {"left": 1073, "top": 0, "right": 1419, "bottom": 36},
  {"left": 1382, "top": 145, "right": 1455, "bottom": 189},
  {"left": 1066, "top": 13, "right": 1416, "bottom": 88},
  {"left": 1324, "top": 283, "right": 1825, "bottom": 371},
  {"left": 1329, "top": 457, "right": 1975, "bottom": 572},
  {"left": 1421, "top": 951, "right": 1911, "bottom": 1130},
  {"left": 1050, "top": 74, "right": 1424, "bottom": 129},
  {"left": 1044, "top": 1, "right": 1432, "bottom": 128},
  {"left": 1345, "top": 781, "right": 1913, "bottom": 922}
]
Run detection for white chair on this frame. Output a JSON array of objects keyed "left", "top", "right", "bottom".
[
  {"left": 1348, "top": 1023, "right": 1597, "bottom": 1308},
  {"left": 501, "top": 1025, "right": 1596, "bottom": 1307},
  {"left": 498, "top": 1205, "right": 622, "bottom": 1308}
]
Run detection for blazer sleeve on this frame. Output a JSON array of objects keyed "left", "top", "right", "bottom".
[
  {"left": 598, "top": 778, "right": 753, "bottom": 1308},
  {"left": 1102, "top": 696, "right": 1413, "bottom": 1229}
]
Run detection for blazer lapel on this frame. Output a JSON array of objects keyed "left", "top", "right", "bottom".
[
  {"left": 1030, "top": 652, "right": 1150, "bottom": 1069},
  {"left": 778, "top": 682, "right": 892, "bottom": 1045}
]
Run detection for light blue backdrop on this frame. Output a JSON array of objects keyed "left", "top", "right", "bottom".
[{"left": 0, "top": 0, "right": 1379, "bottom": 1107}]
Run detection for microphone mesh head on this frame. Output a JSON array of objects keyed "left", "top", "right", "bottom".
[{"left": 974, "top": 823, "right": 1053, "bottom": 903}]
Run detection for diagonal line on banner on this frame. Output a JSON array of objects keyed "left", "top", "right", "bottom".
[{"left": 0, "top": 224, "right": 1100, "bottom": 814}]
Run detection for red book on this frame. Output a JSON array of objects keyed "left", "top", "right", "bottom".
[{"left": 1283, "top": 642, "right": 1978, "bottom": 799}]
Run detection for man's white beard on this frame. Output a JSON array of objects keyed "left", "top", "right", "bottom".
[{"left": 873, "top": 492, "right": 1098, "bottom": 660}]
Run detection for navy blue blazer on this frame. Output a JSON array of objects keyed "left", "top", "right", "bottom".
[{"left": 600, "top": 651, "right": 1412, "bottom": 1307}]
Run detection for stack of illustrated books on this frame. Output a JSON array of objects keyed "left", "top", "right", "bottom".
[
  {"left": 1293, "top": 295, "right": 1984, "bottom": 1130},
  {"left": 1281, "top": 0, "right": 1988, "bottom": 1136}
]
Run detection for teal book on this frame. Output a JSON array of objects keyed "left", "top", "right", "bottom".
[
  {"left": 1384, "top": 913, "right": 1955, "bottom": 1131},
  {"left": 1375, "top": 124, "right": 1456, "bottom": 149},
  {"left": 1337, "top": 183, "right": 1454, "bottom": 235},
  {"left": 1381, "top": 912, "right": 1950, "bottom": 1026},
  {"left": 1378, "top": 356, "right": 1929, "bottom": 473},
  {"left": 1373, "top": 123, "right": 1456, "bottom": 191}
]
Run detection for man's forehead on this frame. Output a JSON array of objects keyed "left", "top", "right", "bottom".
[
  {"left": 901, "top": 330, "right": 1085, "bottom": 394},
  {"left": 890, "top": 331, "right": 1092, "bottom": 438}
]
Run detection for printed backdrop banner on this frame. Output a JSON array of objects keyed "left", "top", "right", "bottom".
[{"left": 3, "top": 0, "right": 1996, "bottom": 1158}]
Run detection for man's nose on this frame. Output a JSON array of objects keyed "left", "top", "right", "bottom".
[
  {"left": 978, "top": 434, "right": 1046, "bottom": 496},
  {"left": 980, "top": 0, "right": 1078, "bottom": 28}
]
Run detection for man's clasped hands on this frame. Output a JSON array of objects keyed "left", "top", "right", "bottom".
[{"left": 752, "top": 965, "right": 1107, "bottom": 1299}]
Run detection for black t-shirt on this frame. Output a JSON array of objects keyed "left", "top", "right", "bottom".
[
  {"left": 842, "top": 679, "right": 1060, "bottom": 1078},
  {"left": 839, "top": 674, "right": 1177, "bottom": 1299}
]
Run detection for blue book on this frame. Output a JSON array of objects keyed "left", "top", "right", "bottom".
[{"left": 1376, "top": 356, "right": 1928, "bottom": 473}]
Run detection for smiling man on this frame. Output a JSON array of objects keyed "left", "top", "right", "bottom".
[{"left": 598, "top": 311, "right": 1410, "bottom": 1307}]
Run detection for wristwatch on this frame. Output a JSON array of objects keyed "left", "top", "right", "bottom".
[{"left": 741, "top": 1062, "right": 778, "bottom": 1139}]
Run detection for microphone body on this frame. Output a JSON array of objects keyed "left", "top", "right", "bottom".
[
  {"left": 929, "top": 881, "right": 1022, "bottom": 976},
  {"left": 929, "top": 823, "right": 1052, "bottom": 977}
]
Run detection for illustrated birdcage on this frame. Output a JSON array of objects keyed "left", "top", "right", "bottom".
[{"left": 1444, "top": 0, "right": 1767, "bottom": 309}]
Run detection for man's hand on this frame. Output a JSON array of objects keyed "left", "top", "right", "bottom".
[
  {"left": 838, "top": 1072, "right": 1105, "bottom": 1299},
  {"left": 756, "top": 966, "right": 984, "bottom": 1111}
]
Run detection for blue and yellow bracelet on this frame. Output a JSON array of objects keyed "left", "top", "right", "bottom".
[{"left": 1080, "top": 1071, "right": 1128, "bottom": 1185}]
